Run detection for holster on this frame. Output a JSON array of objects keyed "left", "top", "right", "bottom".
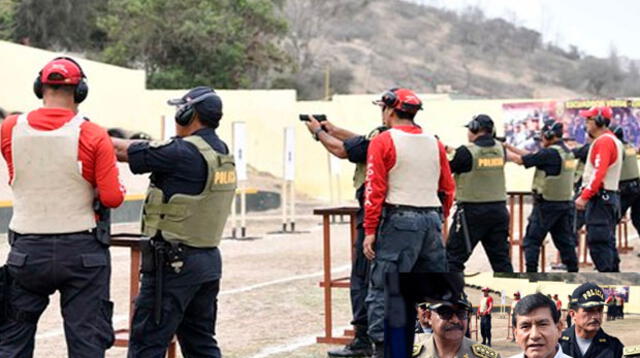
[
  {"left": 93, "top": 200, "right": 112, "bottom": 246},
  {"left": 140, "top": 238, "right": 155, "bottom": 274}
]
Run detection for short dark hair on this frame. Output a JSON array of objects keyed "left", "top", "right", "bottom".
[
  {"left": 512, "top": 293, "right": 560, "bottom": 328},
  {"left": 394, "top": 108, "right": 417, "bottom": 121},
  {"left": 194, "top": 111, "right": 221, "bottom": 129},
  {"left": 42, "top": 83, "right": 76, "bottom": 95}
]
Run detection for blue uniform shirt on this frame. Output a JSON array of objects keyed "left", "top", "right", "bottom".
[{"left": 127, "top": 127, "right": 229, "bottom": 200}]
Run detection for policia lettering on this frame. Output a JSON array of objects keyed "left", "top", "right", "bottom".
[{"left": 454, "top": 143, "right": 506, "bottom": 202}]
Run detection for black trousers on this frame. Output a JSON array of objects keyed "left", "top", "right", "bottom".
[
  {"left": 0, "top": 233, "right": 113, "bottom": 358},
  {"left": 447, "top": 203, "right": 513, "bottom": 272},
  {"left": 480, "top": 315, "right": 492, "bottom": 345},
  {"left": 585, "top": 192, "right": 621, "bottom": 272},
  {"left": 350, "top": 207, "right": 369, "bottom": 330},
  {"left": 523, "top": 201, "right": 578, "bottom": 272},
  {"left": 128, "top": 247, "right": 222, "bottom": 358}
]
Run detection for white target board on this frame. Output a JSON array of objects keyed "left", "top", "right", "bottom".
[
  {"left": 329, "top": 154, "right": 342, "bottom": 175},
  {"left": 162, "top": 114, "right": 176, "bottom": 140},
  {"left": 233, "top": 122, "right": 248, "bottom": 181},
  {"left": 283, "top": 127, "right": 296, "bottom": 180}
]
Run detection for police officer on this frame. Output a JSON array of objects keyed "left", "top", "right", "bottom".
[
  {"left": 413, "top": 290, "right": 500, "bottom": 358},
  {"left": 447, "top": 114, "right": 513, "bottom": 272},
  {"left": 363, "top": 88, "right": 456, "bottom": 357},
  {"left": 505, "top": 120, "right": 579, "bottom": 272},
  {"left": 304, "top": 117, "right": 384, "bottom": 357},
  {"left": 0, "top": 57, "right": 125, "bottom": 357},
  {"left": 574, "top": 106, "right": 624, "bottom": 272},
  {"left": 610, "top": 125, "right": 640, "bottom": 236},
  {"left": 112, "top": 86, "right": 236, "bottom": 357},
  {"left": 560, "top": 282, "right": 624, "bottom": 358}
]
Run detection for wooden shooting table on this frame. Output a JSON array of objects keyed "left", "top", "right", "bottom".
[
  {"left": 313, "top": 206, "right": 359, "bottom": 345},
  {"left": 110, "top": 235, "right": 177, "bottom": 358}
]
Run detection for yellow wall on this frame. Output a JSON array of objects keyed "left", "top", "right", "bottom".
[
  {"left": 466, "top": 273, "right": 640, "bottom": 314},
  {"left": 2, "top": 40, "right": 634, "bottom": 201}
]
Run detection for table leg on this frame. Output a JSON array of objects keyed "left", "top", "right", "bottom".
[{"left": 323, "top": 214, "right": 333, "bottom": 340}]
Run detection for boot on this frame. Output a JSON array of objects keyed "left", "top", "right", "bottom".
[
  {"left": 327, "top": 327, "right": 373, "bottom": 357},
  {"left": 371, "top": 342, "right": 384, "bottom": 358}
]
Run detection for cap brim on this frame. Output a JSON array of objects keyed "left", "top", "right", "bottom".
[
  {"left": 578, "top": 301, "right": 605, "bottom": 308},
  {"left": 167, "top": 98, "right": 186, "bottom": 106},
  {"left": 372, "top": 100, "right": 384, "bottom": 107},
  {"left": 578, "top": 109, "right": 593, "bottom": 118}
]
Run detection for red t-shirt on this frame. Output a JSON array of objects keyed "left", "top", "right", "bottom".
[
  {"left": 363, "top": 125, "right": 455, "bottom": 236},
  {"left": 580, "top": 132, "right": 619, "bottom": 200},
  {"left": 1, "top": 108, "right": 125, "bottom": 208}
]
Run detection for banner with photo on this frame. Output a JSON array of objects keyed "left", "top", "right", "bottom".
[
  {"left": 563, "top": 99, "right": 640, "bottom": 148},
  {"left": 503, "top": 99, "right": 640, "bottom": 150},
  {"left": 502, "top": 101, "right": 561, "bottom": 152},
  {"left": 602, "top": 285, "right": 629, "bottom": 302}
]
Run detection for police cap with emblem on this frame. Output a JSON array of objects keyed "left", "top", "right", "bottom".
[{"left": 570, "top": 282, "right": 605, "bottom": 309}]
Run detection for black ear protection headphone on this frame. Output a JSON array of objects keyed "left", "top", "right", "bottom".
[
  {"left": 33, "top": 56, "right": 89, "bottom": 103},
  {"left": 593, "top": 108, "right": 606, "bottom": 127},
  {"left": 543, "top": 121, "right": 562, "bottom": 140},
  {"left": 468, "top": 114, "right": 493, "bottom": 134},
  {"left": 174, "top": 91, "right": 219, "bottom": 126},
  {"left": 467, "top": 115, "right": 481, "bottom": 134},
  {"left": 380, "top": 88, "right": 423, "bottom": 113}
]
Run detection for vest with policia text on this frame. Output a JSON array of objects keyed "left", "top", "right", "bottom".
[
  {"left": 353, "top": 127, "right": 386, "bottom": 189},
  {"left": 532, "top": 145, "right": 576, "bottom": 201},
  {"left": 620, "top": 143, "right": 640, "bottom": 181},
  {"left": 10, "top": 113, "right": 96, "bottom": 234},
  {"left": 582, "top": 133, "right": 623, "bottom": 192},
  {"left": 455, "top": 142, "right": 506, "bottom": 202},
  {"left": 141, "top": 135, "right": 237, "bottom": 248}
]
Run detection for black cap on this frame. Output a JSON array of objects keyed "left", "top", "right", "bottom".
[
  {"left": 570, "top": 282, "right": 606, "bottom": 309},
  {"left": 541, "top": 119, "right": 563, "bottom": 138},
  {"left": 465, "top": 114, "right": 494, "bottom": 132},
  {"left": 168, "top": 86, "right": 223, "bottom": 121},
  {"left": 417, "top": 273, "right": 471, "bottom": 310}
]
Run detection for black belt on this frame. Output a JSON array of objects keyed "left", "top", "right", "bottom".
[{"left": 383, "top": 204, "right": 439, "bottom": 213}]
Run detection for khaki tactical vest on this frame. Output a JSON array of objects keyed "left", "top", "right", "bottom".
[
  {"left": 352, "top": 127, "right": 386, "bottom": 189},
  {"left": 10, "top": 113, "right": 96, "bottom": 234},
  {"left": 455, "top": 142, "right": 506, "bottom": 202},
  {"left": 141, "top": 135, "right": 237, "bottom": 248},
  {"left": 531, "top": 145, "right": 576, "bottom": 201},
  {"left": 620, "top": 144, "right": 640, "bottom": 181}
]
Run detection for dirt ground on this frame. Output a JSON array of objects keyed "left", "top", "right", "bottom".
[{"left": 0, "top": 199, "right": 639, "bottom": 357}]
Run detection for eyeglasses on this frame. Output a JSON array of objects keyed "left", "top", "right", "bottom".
[
  {"left": 418, "top": 303, "right": 430, "bottom": 311},
  {"left": 434, "top": 306, "right": 469, "bottom": 321}
]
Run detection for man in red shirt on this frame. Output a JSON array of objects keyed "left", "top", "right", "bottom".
[
  {"left": 0, "top": 57, "right": 125, "bottom": 357},
  {"left": 574, "top": 106, "right": 623, "bottom": 272},
  {"left": 362, "top": 88, "right": 455, "bottom": 357}
]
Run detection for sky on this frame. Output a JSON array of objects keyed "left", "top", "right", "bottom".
[{"left": 408, "top": 0, "right": 640, "bottom": 59}]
